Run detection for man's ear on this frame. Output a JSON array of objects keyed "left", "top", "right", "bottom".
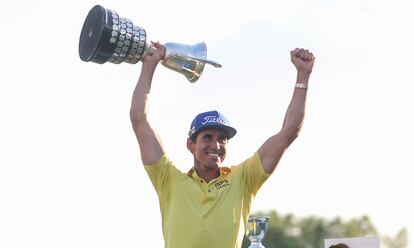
[{"left": 187, "top": 138, "right": 194, "bottom": 153}]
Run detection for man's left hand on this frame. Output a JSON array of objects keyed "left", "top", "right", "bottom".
[{"left": 290, "top": 48, "right": 315, "bottom": 74}]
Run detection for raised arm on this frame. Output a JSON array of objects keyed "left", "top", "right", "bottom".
[
  {"left": 258, "top": 48, "right": 315, "bottom": 173},
  {"left": 130, "top": 42, "right": 165, "bottom": 165}
]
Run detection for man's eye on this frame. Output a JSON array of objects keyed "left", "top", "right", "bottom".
[
  {"left": 218, "top": 137, "right": 228, "bottom": 144},
  {"left": 203, "top": 135, "right": 213, "bottom": 141}
]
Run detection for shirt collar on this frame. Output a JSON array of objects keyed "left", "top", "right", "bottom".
[{"left": 187, "top": 166, "right": 232, "bottom": 177}]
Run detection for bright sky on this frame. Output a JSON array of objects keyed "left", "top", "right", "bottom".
[{"left": 1, "top": 0, "right": 413, "bottom": 247}]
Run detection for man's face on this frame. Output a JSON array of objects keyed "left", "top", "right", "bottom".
[{"left": 187, "top": 128, "right": 229, "bottom": 170}]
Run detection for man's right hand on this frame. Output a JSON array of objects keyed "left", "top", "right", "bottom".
[{"left": 141, "top": 41, "right": 166, "bottom": 70}]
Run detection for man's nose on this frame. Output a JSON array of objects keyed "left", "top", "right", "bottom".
[{"left": 210, "top": 140, "right": 220, "bottom": 149}]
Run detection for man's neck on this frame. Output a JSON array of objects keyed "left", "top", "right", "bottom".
[{"left": 193, "top": 166, "right": 220, "bottom": 183}]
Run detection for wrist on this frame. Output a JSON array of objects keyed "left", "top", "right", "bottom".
[
  {"left": 140, "top": 64, "right": 157, "bottom": 80},
  {"left": 296, "top": 71, "right": 311, "bottom": 84},
  {"left": 141, "top": 62, "right": 158, "bottom": 74},
  {"left": 295, "top": 83, "right": 308, "bottom": 89}
]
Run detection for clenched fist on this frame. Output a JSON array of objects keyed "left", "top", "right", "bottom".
[
  {"left": 290, "top": 48, "right": 315, "bottom": 74},
  {"left": 141, "top": 41, "right": 166, "bottom": 69}
]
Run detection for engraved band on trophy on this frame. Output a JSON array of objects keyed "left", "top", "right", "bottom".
[
  {"left": 78, "top": 5, "right": 221, "bottom": 82},
  {"left": 246, "top": 216, "right": 270, "bottom": 248}
]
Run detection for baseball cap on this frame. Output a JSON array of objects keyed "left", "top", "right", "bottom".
[{"left": 188, "top": 110, "right": 237, "bottom": 139}]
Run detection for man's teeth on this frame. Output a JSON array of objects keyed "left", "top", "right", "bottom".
[{"left": 208, "top": 153, "right": 220, "bottom": 157}]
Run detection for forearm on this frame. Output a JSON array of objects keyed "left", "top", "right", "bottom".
[
  {"left": 130, "top": 63, "right": 157, "bottom": 123},
  {"left": 281, "top": 71, "right": 310, "bottom": 138}
]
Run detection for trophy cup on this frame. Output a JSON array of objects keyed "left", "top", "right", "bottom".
[
  {"left": 78, "top": 5, "right": 221, "bottom": 83},
  {"left": 246, "top": 216, "right": 270, "bottom": 248}
]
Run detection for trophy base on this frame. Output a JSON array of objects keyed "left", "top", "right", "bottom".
[
  {"left": 248, "top": 243, "right": 265, "bottom": 248},
  {"left": 79, "top": 5, "right": 111, "bottom": 63},
  {"left": 79, "top": 5, "right": 147, "bottom": 64}
]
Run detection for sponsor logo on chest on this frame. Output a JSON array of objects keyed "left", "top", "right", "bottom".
[{"left": 214, "top": 179, "right": 230, "bottom": 190}]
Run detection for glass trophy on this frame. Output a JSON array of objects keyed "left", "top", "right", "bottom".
[{"left": 246, "top": 216, "right": 270, "bottom": 248}]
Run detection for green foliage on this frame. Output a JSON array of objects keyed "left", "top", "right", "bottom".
[
  {"left": 241, "top": 210, "right": 407, "bottom": 248},
  {"left": 382, "top": 228, "right": 408, "bottom": 248}
]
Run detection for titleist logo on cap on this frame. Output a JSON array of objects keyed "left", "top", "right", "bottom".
[{"left": 201, "top": 115, "right": 226, "bottom": 125}]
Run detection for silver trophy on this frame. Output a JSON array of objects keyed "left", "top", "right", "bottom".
[
  {"left": 246, "top": 216, "right": 270, "bottom": 248},
  {"left": 78, "top": 5, "right": 221, "bottom": 82}
]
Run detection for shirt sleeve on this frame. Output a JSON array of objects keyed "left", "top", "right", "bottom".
[
  {"left": 144, "top": 153, "right": 180, "bottom": 198},
  {"left": 239, "top": 151, "right": 271, "bottom": 196}
]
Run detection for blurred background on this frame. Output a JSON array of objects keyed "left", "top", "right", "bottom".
[{"left": 0, "top": 0, "right": 413, "bottom": 247}]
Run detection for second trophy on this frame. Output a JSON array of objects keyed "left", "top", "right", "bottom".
[{"left": 246, "top": 216, "right": 270, "bottom": 248}]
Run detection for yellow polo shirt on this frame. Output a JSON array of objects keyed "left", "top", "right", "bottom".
[{"left": 144, "top": 151, "right": 270, "bottom": 248}]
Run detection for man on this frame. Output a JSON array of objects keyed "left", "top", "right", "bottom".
[
  {"left": 130, "top": 41, "right": 315, "bottom": 248},
  {"left": 330, "top": 244, "right": 350, "bottom": 248}
]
